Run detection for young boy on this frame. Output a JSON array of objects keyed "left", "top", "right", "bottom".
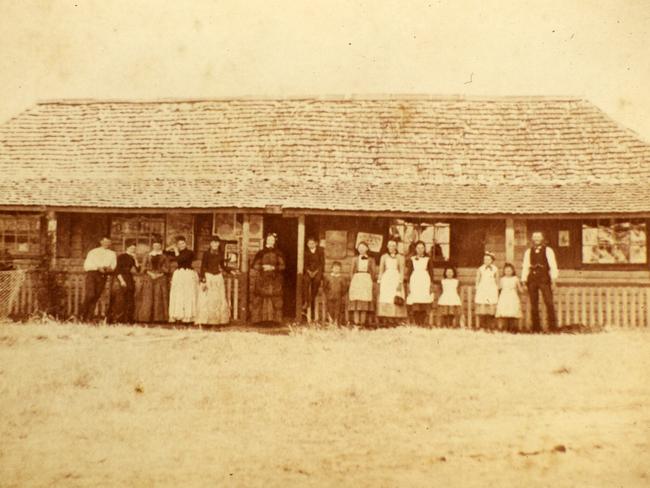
[{"left": 323, "top": 261, "right": 349, "bottom": 324}]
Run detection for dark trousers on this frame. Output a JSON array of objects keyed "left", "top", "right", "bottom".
[
  {"left": 528, "top": 278, "right": 557, "bottom": 332},
  {"left": 303, "top": 272, "right": 322, "bottom": 319},
  {"left": 81, "top": 271, "right": 108, "bottom": 321}
]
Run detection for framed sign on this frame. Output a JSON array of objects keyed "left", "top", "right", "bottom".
[
  {"left": 355, "top": 232, "right": 383, "bottom": 253},
  {"left": 224, "top": 242, "right": 240, "bottom": 270},
  {"left": 558, "top": 230, "right": 570, "bottom": 247},
  {"left": 249, "top": 215, "right": 263, "bottom": 239},
  {"left": 212, "top": 213, "right": 241, "bottom": 240},
  {"left": 325, "top": 230, "right": 347, "bottom": 259}
]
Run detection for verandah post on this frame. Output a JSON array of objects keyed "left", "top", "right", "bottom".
[
  {"left": 295, "top": 214, "right": 305, "bottom": 320},
  {"left": 241, "top": 214, "right": 250, "bottom": 323},
  {"left": 505, "top": 217, "right": 515, "bottom": 264},
  {"left": 42, "top": 210, "right": 58, "bottom": 316}
]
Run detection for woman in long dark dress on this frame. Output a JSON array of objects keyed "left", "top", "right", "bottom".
[
  {"left": 135, "top": 236, "right": 170, "bottom": 323},
  {"left": 196, "top": 237, "right": 230, "bottom": 326},
  {"left": 167, "top": 236, "right": 198, "bottom": 323},
  {"left": 109, "top": 240, "right": 139, "bottom": 323},
  {"left": 251, "top": 233, "right": 286, "bottom": 324}
]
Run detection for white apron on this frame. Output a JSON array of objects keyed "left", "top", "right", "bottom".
[{"left": 406, "top": 256, "right": 434, "bottom": 305}]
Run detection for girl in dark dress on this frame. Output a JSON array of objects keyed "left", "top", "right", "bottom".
[
  {"left": 135, "top": 236, "right": 170, "bottom": 323},
  {"left": 196, "top": 237, "right": 231, "bottom": 326},
  {"left": 109, "top": 240, "right": 139, "bottom": 323},
  {"left": 251, "top": 233, "right": 286, "bottom": 324},
  {"left": 167, "top": 236, "right": 198, "bottom": 323}
]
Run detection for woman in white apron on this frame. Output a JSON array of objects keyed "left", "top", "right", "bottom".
[
  {"left": 348, "top": 241, "right": 376, "bottom": 326},
  {"left": 377, "top": 239, "right": 407, "bottom": 324},
  {"left": 405, "top": 240, "right": 434, "bottom": 325}
]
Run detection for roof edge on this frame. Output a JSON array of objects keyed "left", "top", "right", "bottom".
[{"left": 35, "top": 94, "right": 587, "bottom": 106}]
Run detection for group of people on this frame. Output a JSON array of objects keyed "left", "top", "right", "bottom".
[
  {"left": 81, "top": 228, "right": 559, "bottom": 333},
  {"left": 301, "top": 231, "right": 559, "bottom": 333},
  {"left": 81, "top": 235, "right": 232, "bottom": 326}
]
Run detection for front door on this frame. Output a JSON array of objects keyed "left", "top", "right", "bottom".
[{"left": 263, "top": 215, "right": 298, "bottom": 318}]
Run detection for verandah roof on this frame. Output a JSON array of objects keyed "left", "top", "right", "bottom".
[{"left": 1, "top": 96, "right": 649, "bottom": 214}]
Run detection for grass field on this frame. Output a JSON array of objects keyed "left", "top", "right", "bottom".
[{"left": 1, "top": 321, "right": 649, "bottom": 487}]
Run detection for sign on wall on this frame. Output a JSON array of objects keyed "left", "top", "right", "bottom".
[
  {"left": 325, "top": 230, "right": 347, "bottom": 259},
  {"left": 355, "top": 232, "right": 383, "bottom": 253}
]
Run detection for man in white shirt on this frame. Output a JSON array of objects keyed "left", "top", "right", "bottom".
[
  {"left": 81, "top": 236, "right": 117, "bottom": 321},
  {"left": 522, "top": 231, "right": 559, "bottom": 333}
]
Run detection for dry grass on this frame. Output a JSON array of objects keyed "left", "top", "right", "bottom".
[{"left": 0, "top": 321, "right": 649, "bottom": 487}]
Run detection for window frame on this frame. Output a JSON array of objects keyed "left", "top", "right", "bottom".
[
  {"left": 388, "top": 218, "right": 451, "bottom": 263},
  {"left": 0, "top": 213, "right": 42, "bottom": 257},
  {"left": 109, "top": 215, "right": 167, "bottom": 254},
  {"left": 579, "top": 218, "right": 649, "bottom": 269}
]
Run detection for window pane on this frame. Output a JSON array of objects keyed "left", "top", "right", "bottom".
[
  {"left": 582, "top": 245, "right": 599, "bottom": 263},
  {"left": 630, "top": 245, "right": 647, "bottom": 264}
]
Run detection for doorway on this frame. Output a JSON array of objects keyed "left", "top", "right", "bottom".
[{"left": 263, "top": 215, "right": 298, "bottom": 318}]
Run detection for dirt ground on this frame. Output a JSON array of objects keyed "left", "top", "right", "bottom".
[{"left": 0, "top": 321, "right": 649, "bottom": 487}]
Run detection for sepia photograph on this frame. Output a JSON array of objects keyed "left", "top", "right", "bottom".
[{"left": 1, "top": 1, "right": 649, "bottom": 486}]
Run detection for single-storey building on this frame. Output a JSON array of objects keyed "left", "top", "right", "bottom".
[{"left": 1, "top": 96, "right": 649, "bottom": 327}]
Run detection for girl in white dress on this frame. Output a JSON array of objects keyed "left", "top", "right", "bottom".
[
  {"left": 348, "top": 242, "right": 377, "bottom": 326},
  {"left": 474, "top": 252, "right": 499, "bottom": 330},
  {"left": 438, "top": 267, "right": 462, "bottom": 327},
  {"left": 405, "top": 240, "right": 434, "bottom": 325},
  {"left": 377, "top": 239, "right": 407, "bottom": 324},
  {"left": 496, "top": 263, "right": 524, "bottom": 332}
]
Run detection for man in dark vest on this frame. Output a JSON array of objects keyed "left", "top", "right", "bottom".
[{"left": 521, "top": 231, "right": 559, "bottom": 333}]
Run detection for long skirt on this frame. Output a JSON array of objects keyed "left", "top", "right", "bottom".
[
  {"left": 251, "top": 272, "right": 283, "bottom": 323},
  {"left": 109, "top": 283, "right": 135, "bottom": 324},
  {"left": 196, "top": 272, "right": 230, "bottom": 325},
  {"left": 135, "top": 273, "right": 169, "bottom": 323},
  {"left": 377, "top": 268, "right": 407, "bottom": 318},
  {"left": 348, "top": 272, "right": 374, "bottom": 311},
  {"left": 169, "top": 268, "right": 198, "bottom": 322}
]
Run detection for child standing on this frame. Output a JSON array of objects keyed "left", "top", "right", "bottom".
[
  {"left": 348, "top": 242, "right": 376, "bottom": 326},
  {"left": 474, "top": 252, "right": 499, "bottom": 330},
  {"left": 496, "top": 263, "right": 524, "bottom": 332},
  {"left": 323, "top": 261, "right": 349, "bottom": 324},
  {"left": 438, "top": 267, "right": 462, "bottom": 327}
]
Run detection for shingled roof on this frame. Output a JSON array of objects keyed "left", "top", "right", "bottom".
[{"left": 1, "top": 96, "right": 649, "bottom": 215}]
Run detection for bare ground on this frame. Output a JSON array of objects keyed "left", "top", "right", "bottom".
[{"left": 0, "top": 321, "right": 649, "bottom": 487}]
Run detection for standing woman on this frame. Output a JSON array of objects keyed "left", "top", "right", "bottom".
[
  {"left": 474, "top": 252, "right": 499, "bottom": 330},
  {"left": 109, "top": 239, "right": 139, "bottom": 324},
  {"left": 251, "top": 233, "right": 286, "bottom": 324},
  {"left": 348, "top": 241, "right": 377, "bottom": 326},
  {"left": 196, "top": 237, "right": 231, "bottom": 326},
  {"left": 405, "top": 240, "right": 435, "bottom": 325},
  {"left": 135, "top": 235, "right": 170, "bottom": 323},
  {"left": 167, "top": 236, "right": 198, "bottom": 323},
  {"left": 377, "top": 238, "right": 408, "bottom": 325}
]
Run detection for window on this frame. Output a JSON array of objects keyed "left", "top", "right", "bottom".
[
  {"left": 389, "top": 219, "right": 450, "bottom": 261},
  {"left": 0, "top": 214, "right": 40, "bottom": 255},
  {"left": 582, "top": 219, "right": 647, "bottom": 264},
  {"left": 110, "top": 216, "right": 165, "bottom": 253}
]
